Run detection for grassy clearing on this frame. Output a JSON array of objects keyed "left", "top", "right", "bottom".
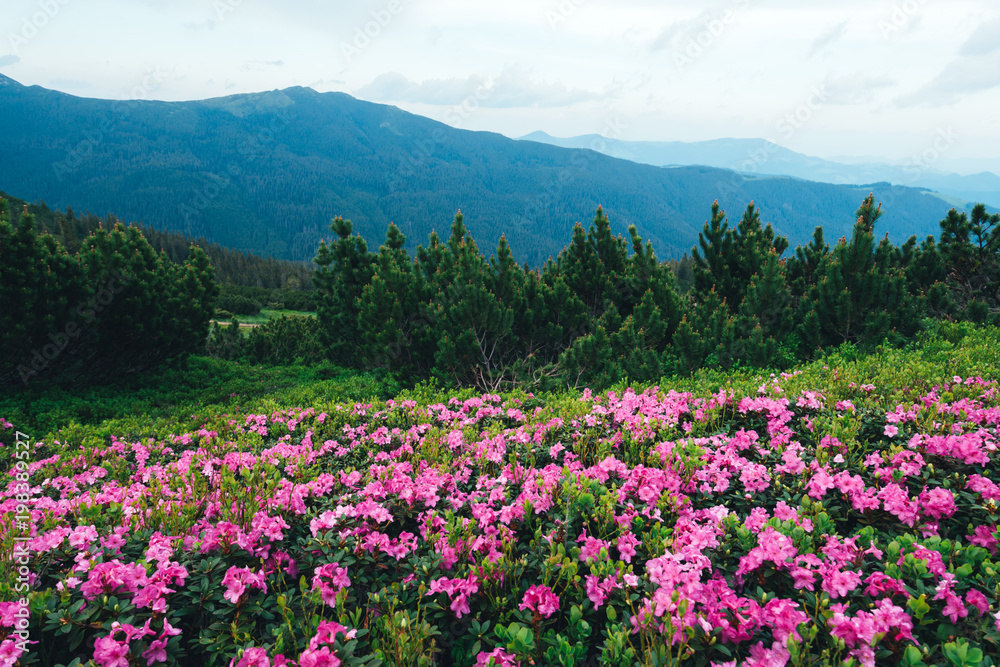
[{"left": 220, "top": 308, "right": 317, "bottom": 326}]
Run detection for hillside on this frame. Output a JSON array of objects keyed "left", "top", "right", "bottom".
[
  {"left": 521, "top": 131, "right": 1000, "bottom": 209},
  {"left": 0, "top": 74, "right": 971, "bottom": 265}
]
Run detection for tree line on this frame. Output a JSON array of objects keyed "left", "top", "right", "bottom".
[
  {"left": 0, "top": 199, "right": 217, "bottom": 386},
  {"left": 0, "top": 192, "right": 315, "bottom": 293},
  {"left": 4, "top": 186, "right": 996, "bottom": 391},
  {"left": 285, "top": 195, "right": 998, "bottom": 390}
]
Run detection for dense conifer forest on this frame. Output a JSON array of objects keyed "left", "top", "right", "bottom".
[
  {"left": 3, "top": 183, "right": 997, "bottom": 393},
  {"left": 213, "top": 194, "right": 997, "bottom": 390}
]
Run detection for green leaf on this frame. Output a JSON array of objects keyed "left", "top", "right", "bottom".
[{"left": 902, "top": 645, "right": 925, "bottom": 667}]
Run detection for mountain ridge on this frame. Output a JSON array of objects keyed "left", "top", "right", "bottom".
[
  {"left": 0, "top": 74, "right": 984, "bottom": 265},
  {"left": 519, "top": 131, "right": 1000, "bottom": 209}
]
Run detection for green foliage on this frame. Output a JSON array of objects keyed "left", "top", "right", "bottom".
[
  {"left": 314, "top": 217, "right": 376, "bottom": 366},
  {"left": 0, "top": 355, "right": 402, "bottom": 438},
  {"left": 207, "top": 315, "right": 325, "bottom": 366},
  {"left": 0, "top": 201, "right": 88, "bottom": 386},
  {"left": 0, "top": 190, "right": 317, "bottom": 293},
  {"left": 0, "top": 201, "right": 216, "bottom": 386},
  {"left": 800, "top": 194, "right": 921, "bottom": 353},
  {"left": 937, "top": 204, "right": 1000, "bottom": 323}
]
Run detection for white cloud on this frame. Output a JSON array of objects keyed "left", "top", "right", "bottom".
[
  {"left": 356, "top": 64, "right": 604, "bottom": 108},
  {"left": 3, "top": 0, "right": 999, "bottom": 162},
  {"left": 823, "top": 72, "right": 896, "bottom": 105},
  {"left": 807, "top": 20, "right": 849, "bottom": 58},
  {"left": 959, "top": 16, "right": 1000, "bottom": 56},
  {"left": 896, "top": 51, "right": 1000, "bottom": 107}
]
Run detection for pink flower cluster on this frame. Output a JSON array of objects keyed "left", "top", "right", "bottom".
[{"left": 519, "top": 584, "right": 560, "bottom": 618}]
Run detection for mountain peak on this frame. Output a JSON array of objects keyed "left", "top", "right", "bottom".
[
  {"left": 520, "top": 130, "right": 555, "bottom": 141},
  {"left": 0, "top": 77, "right": 978, "bottom": 265}
]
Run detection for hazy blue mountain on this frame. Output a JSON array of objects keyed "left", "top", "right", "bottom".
[
  {"left": 0, "top": 73, "right": 978, "bottom": 265},
  {"left": 520, "top": 131, "right": 1000, "bottom": 210}
]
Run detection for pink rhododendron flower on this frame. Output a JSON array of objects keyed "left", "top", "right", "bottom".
[
  {"left": 0, "top": 602, "right": 24, "bottom": 628},
  {"left": 577, "top": 531, "right": 609, "bottom": 563},
  {"left": 584, "top": 575, "right": 620, "bottom": 610},
  {"left": 616, "top": 531, "right": 640, "bottom": 563},
  {"left": 746, "top": 640, "right": 790, "bottom": 667},
  {"left": 221, "top": 566, "right": 266, "bottom": 604},
  {"left": 519, "top": 584, "right": 559, "bottom": 618},
  {"left": 298, "top": 646, "right": 340, "bottom": 667},
  {"left": 919, "top": 487, "right": 957, "bottom": 520},
  {"left": 311, "top": 620, "right": 357, "bottom": 647},
  {"left": 0, "top": 639, "right": 24, "bottom": 667},
  {"left": 232, "top": 646, "right": 271, "bottom": 667},
  {"left": 942, "top": 592, "right": 969, "bottom": 624},
  {"left": 740, "top": 463, "right": 771, "bottom": 494},
  {"left": 476, "top": 648, "right": 520, "bottom": 666},
  {"left": 967, "top": 589, "right": 990, "bottom": 616},
  {"left": 763, "top": 598, "right": 808, "bottom": 642},
  {"left": 80, "top": 560, "right": 149, "bottom": 601},
  {"left": 821, "top": 567, "right": 862, "bottom": 599},
  {"left": 143, "top": 638, "right": 169, "bottom": 666},
  {"left": 427, "top": 574, "right": 480, "bottom": 618},
  {"left": 312, "top": 563, "right": 351, "bottom": 608},
  {"left": 93, "top": 635, "right": 130, "bottom": 667}
]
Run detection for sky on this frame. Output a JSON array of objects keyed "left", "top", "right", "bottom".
[{"left": 3, "top": 0, "right": 1000, "bottom": 174}]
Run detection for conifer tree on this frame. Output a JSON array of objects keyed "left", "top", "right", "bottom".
[
  {"left": 938, "top": 204, "right": 1000, "bottom": 321},
  {"left": 1, "top": 202, "right": 87, "bottom": 385},
  {"left": 558, "top": 324, "right": 618, "bottom": 390},
  {"left": 786, "top": 227, "right": 829, "bottom": 299},
  {"left": 903, "top": 235, "right": 952, "bottom": 318},
  {"left": 556, "top": 207, "right": 628, "bottom": 318},
  {"left": 692, "top": 201, "right": 788, "bottom": 314},
  {"left": 737, "top": 249, "right": 795, "bottom": 367},
  {"left": 2, "top": 205, "right": 214, "bottom": 385},
  {"left": 358, "top": 223, "right": 432, "bottom": 377},
  {"left": 313, "top": 217, "right": 375, "bottom": 365},
  {"left": 685, "top": 201, "right": 790, "bottom": 371},
  {"left": 430, "top": 212, "right": 515, "bottom": 388},
  {"left": 75, "top": 223, "right": 216, "bottom": 378},
  {"left": 613, "top": 289, "right": 669, "bottom": 382},
  {"left": 536, "top": 270, "right": 589, "bottom": 366},
  {"left": 800, "top": 194, "right": 918, "bottom": 351}
]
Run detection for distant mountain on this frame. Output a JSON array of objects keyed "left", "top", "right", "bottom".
[
  {"left": 0, "top": 74, "right": 979, "bottom": 265},
  {"left": 520, "top": 131, "right": 1000, "bottom": 210}
]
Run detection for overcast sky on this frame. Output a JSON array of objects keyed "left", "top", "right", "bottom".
[{"left": 3, "top": 0, "right": 1000, "bottom": 173}]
